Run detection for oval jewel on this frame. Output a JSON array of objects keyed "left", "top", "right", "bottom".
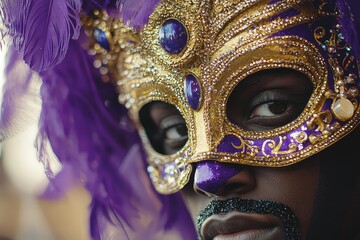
[
  {"left": 94, "top": 28, "right": 110, "bottom": 51},
  {"left": 184, "top": 74, "right": 201, "bottom": 110},
  {"left": 159, "top": 19, "right": 188, "bottom": 54}
]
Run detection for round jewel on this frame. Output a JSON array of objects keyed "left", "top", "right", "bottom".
[{"left": 332, "top": 97, "right": 354, "bottom": 121}]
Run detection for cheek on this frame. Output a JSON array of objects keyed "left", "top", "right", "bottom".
[
  {"left": 181, "top": 188, "right": 210, "bottom": 223},
  {"left": 249, "top": 161, "right": 320, "bottom": 238}
]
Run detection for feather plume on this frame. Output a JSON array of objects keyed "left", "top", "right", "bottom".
[
  {"left": 82, "top": 0, "right": 121, "bottom": 18},
  {"left": 83, "top": 0, "right": 114, "bottom": 11},
  {"left": 0, "top": 0, "right": 82, "bottom": 72},
  {"left": 36, "top": 37, "right": 197, "bottom": 239},
  {"left": 0, "top": 46, "right": 41, "bottom": 143},
  {"left": 117, "top": 0, "right": 163, "bottom": 29}
]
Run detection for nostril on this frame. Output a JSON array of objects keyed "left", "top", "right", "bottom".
[
  {"left": 217, "top": 169, "right": 257, "bottom": 196},
  {"left": 217, "top": 182, "right": 244, "bottom": 196},
  {"left": 194, "top": 183, "right": 217, "bottom": 198},
  {"left": 193, "top": 161, "right": 244, "bottom": 196}
]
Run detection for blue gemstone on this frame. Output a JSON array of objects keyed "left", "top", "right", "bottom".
[
  {"left": 159, "top": 19, "right": 188, "bottom": 54},
  {"left": 94, "top": 28, "right": 110, "bottom": 51},
  {"left": 184, "top": 74, "right": 201, "bottom": 110}
]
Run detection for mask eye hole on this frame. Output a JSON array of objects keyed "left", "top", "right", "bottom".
[
  {"left": 226, "top": 68, "right": 313, "bottom": 131},
  {"left": 139, "top": 101, "right": 188, "bottom": 155}
]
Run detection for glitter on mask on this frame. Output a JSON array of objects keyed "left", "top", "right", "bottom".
[
  {"left": 194, "top": 161, "right": 243, "bottom": 194},
  {"left": 196, "top": 198, "right": 301, "bottom": 240}
]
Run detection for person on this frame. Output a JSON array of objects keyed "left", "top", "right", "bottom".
[{"left": 1, "top": 0, "right": 360, "bottom": 239}]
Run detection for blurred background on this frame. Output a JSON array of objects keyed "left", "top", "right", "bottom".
[{"left": 0, "top": 44, "right": 91, "bottom": 239}]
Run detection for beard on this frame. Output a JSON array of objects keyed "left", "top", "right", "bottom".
[{"left": 196, "top": 198, "right": 301, "bottom": 240}]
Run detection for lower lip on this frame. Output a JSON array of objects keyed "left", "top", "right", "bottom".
[{"left": 213, "top": 228, "right": 282, "bottom": 240}]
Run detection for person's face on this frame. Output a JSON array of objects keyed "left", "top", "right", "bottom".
[
  {"left": 140, "top": 68, "right": 360, "bottom": 239},
  {"left": 181, "top": 137, "right": 360, "bottom": 240},
  {"left": 183, "top": 161, "right": 320, "bottom": 240}
]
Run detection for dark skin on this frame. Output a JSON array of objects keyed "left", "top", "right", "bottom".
[{"left": 139, "top": 68, "right": 360, "bottom": 239}]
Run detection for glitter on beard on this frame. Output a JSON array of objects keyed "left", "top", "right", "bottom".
[{"left": 196, "top": 198, "right": 301, "bottom": 240}]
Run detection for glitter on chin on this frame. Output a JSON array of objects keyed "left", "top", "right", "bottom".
[{"left": 196, "top": 198, "right": 301, "bottom": 240}]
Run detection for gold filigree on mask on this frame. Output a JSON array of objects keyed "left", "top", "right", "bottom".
[
  {"left": 121, "top": 0, "right": 326, "bottom": 194},
  {"left": 82, "top": 0, "right": 360, "bottom": 194}
]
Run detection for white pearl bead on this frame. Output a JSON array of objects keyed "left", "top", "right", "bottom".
[{"left": 332, "top": 97, "right": 354, "bottom": 121}]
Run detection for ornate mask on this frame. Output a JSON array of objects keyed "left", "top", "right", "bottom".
[{"left": 83, "top": 0, "right": 360, "bottom": 194}]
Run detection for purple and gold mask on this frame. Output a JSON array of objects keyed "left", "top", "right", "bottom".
[{"left": 83, "top": 0, "right": 360, "bottom": 194}]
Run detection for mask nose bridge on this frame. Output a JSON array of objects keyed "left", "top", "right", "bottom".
[
  {"left": 193, "top": 108, "right": 211, "bottom": 155},
  {"left": 189, "top": 69, "right": 227, "bottom": 161}
]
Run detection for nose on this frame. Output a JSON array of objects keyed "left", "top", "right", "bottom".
[{"left": 193, "top": 161, "right": 255, "bottom": 197}]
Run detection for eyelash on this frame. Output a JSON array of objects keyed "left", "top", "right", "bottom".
[
  {"left": 158, "top": 115, "right": 188, "bottom": 152},
  {"left": 247, "top": 90, "right": 302, "bottom": 118},
  {"left": 250, "top": 91, "right": 284, "bottom": 108}
]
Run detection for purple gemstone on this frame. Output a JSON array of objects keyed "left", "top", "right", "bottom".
[
  {"left": 94, "top": 28, "right": 110, "bottom": 51},
  {"left": 159, "top": 19, "right": 188, "bottom": 54},
  {"left": 184, "top": 74, "right": 201, "bottom": 110}
]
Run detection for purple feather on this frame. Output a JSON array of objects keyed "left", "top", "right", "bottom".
[
  {"left": 83, "top": 0, "right": 112, "bottom": 9},
  {"left": 0, "top": 0, "right": 82, "bottom": 72},
  {"left": 82, "top": 0, "right": 163, "bottom": 29},
  {"left": 117, "top": 0, "right": 163, "bottom": 29},
  {"left": 35, "top": 35, "right": 196, "bottom": 239},
  {"left": 2, "top": 0, "right": 196, "bottom": 239},
  {"left": 82, "top": 0, "right": 119, "bottom": 16},
  {"left": 0, "top": 46, "right": 40, "bottom": 141}
]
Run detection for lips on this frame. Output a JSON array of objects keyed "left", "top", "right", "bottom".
[{"left": 201, "top": 211, "right": 284, "bottom": 240}]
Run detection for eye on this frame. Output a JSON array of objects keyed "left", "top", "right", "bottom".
[
  {"left": 249, "top": 91, "right": 290, "bottom": 119},
  {"left": 227, "top": 68, "right": 313, "bottom": 131},
  {"left": 250, "top": 100, "right": 287, "bottom": 118},
  {"left": 160, "top": 115, "right": 188, "bottom": 150},
  {"left": 139, "top": 101, "right": 188, "bottom": 155}
]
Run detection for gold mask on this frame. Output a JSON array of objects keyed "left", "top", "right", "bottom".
[{"left": 83, "top": 0, "right": 360, "bottom": 194}]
